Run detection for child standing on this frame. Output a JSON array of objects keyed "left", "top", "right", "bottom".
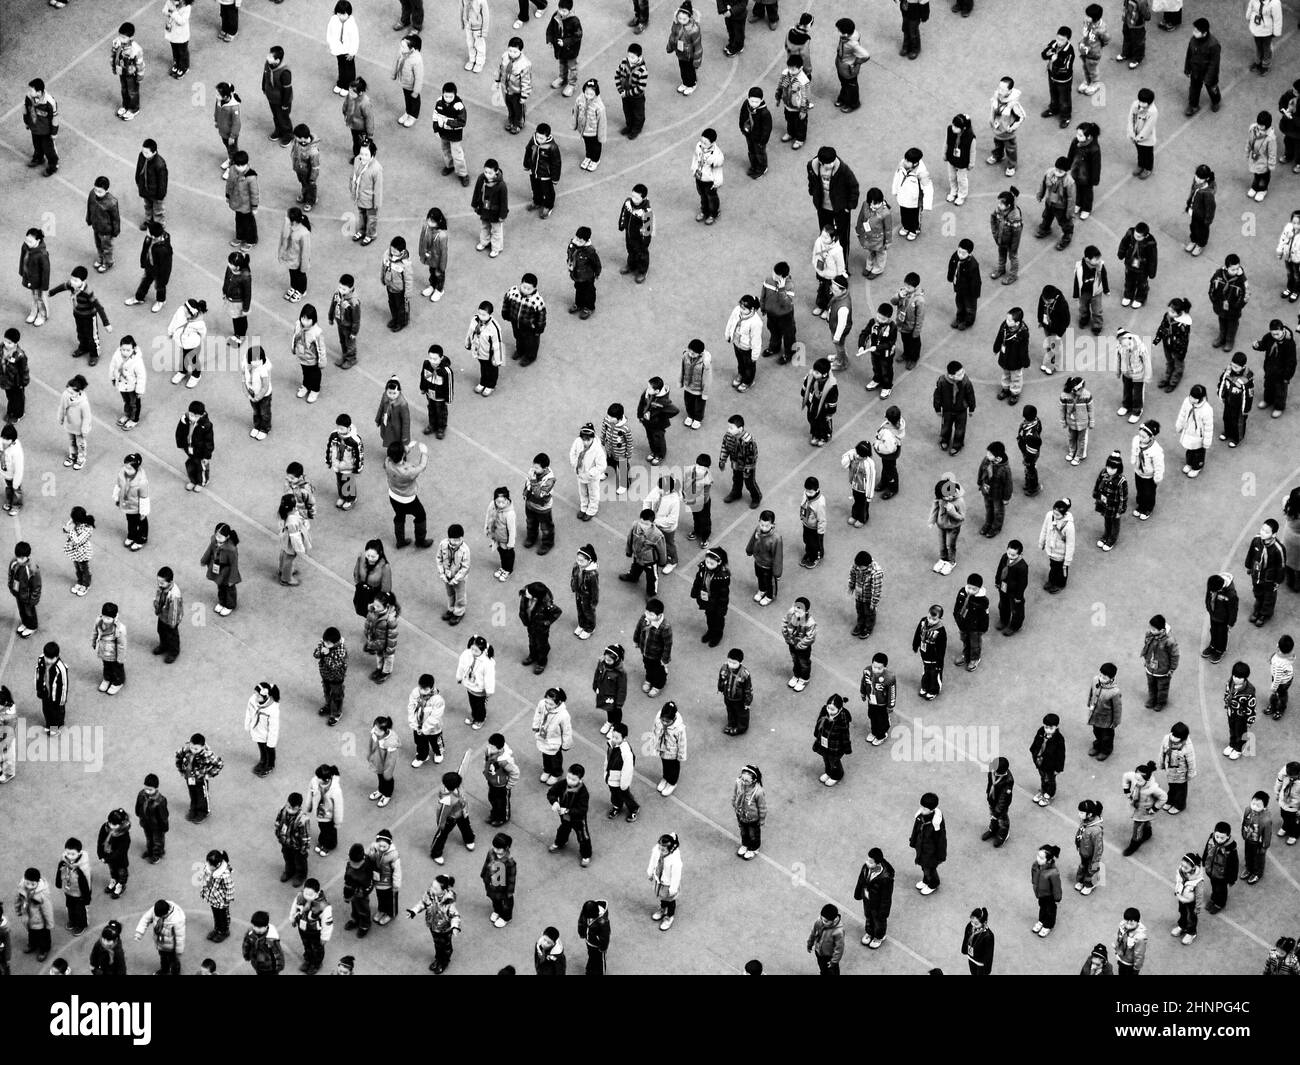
[
  {"left": 953, "top": 575, "right": 989, "bottom": 671},
  {"left": 381, "top": 238, "right": 413, "bottom": 331},
  {"left": 484, "top": 486, "right": 517, "bottom": 581},
  {"left": 744, "top": 510, "right": 782, "bottom": 604},
  {"left": 1077, "top": 5, "right": 1109, "bottom": 93},
  {"left": 134, "top": 775, "right": 169, "bottom": 863},
  {"left": 1092, "top": 451, "right": 1127, "bottom": 550},
  {"left": 8, "top": 542, "right": 40, "bottom": 637},
  {"left": 407, "top": 673, "right": 446, "bottom": 766},
  {"left": 1266, "top": 634, "right": 1295, "bottom": 718},
  {"left": 840, "top": 441, "right": 875, "bottom": 526},
  {"left": 57, "top": 375, "right": 91, "bottom": 471},
  {"left": 1160, "top": 722, "right": 1196, "bottom": 814},
  {"left": 570, "top": 544, "right": 598, "bottom": 639},
  {"left": 95, "top": 809, "right": 131, "bottom": 899},
  {"left": 420, "top": 346, "right": 454, "bottom": 437},
  {"left": 1184, "top": 164, "right": 1216, "bottom": 256},
  {"left": 1073, "top": 245, "right": 1109, "bottom": 334},
  {"left": 1218, "top": 352, "right": 1255, "bottom": 447},
  {"left": 199, "top": 851, "right": 233, "bottom": 941},
  {"left": 1060, "top": 377, "right": 1092, "bottom": 465},
  {"left": 1030, "top": 714, "right": 1066, "bottom": 806},
  {"left": 1247, "top": 111, "right": 1278, "bottom": 202},
  {"left": 781, "top": 597, "right": 816, "bottom": 691},
  {"left": 913, "top": 605, "right": 947, "bottom": 700},
  {"left": 682, "top": 454, "right": 713, "bottom": 548},
  {"left": 1222, "top": 661, "right": 1257, "bottom": 760},
  {"left": 860, "top": 303, "right": 898, "bottom": 397},
  {"left": 1152, "top": 298, "right": 1192, "bottom": 391},
  {"left": 874, "top": 407, "right": 905, "bottom": 498},
  {"left": 418, "top": 208, "right": 449, "bottom": 302},
  {"left": 108, "top": 337, "right": 146, "bottom": 430},
  {"left": 848, "top": 551, "right": 883, "bottom": 638},
  {"left": 1241, "top": 791, "right": 1273, "bottom": 884},
  {"left": 91, "top": 602, "right": 126, "bottom": 693},
  {"left": 313, "top": 627, "right": 348, "bottom": 725},
  {"left": 325, "top": 415, "right": 364, "bottom": 509},
  {"left": 1017, "top": 405, "right": 1042, "bottom": 495},
  {"left": 798, "top": 476, "right": 826, "bottom": 567},
  {"left": 63, "top": 506, "right": 95, "bottom": 594},
  {"left": 600, "top": 403, "right": 633, "bottom": 495}
]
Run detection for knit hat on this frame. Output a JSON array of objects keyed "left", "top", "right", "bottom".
[
  {"left": 578, "top": 543, "right": 597, "bottom": 562},
  {"left": 602, "top": 643, "right": 624, "bottom": 664},
  {"left": 1090, "top": 943, "right": 1109, "bottom": 962},
  {"left": 1105, "top": 449, "right": 1122, "bottom": 468},
  {"left": 1140, "top": 419, "right": 1160, "bottom": 438},
  {"left": 579, "top": 422, "right": 595, "bottom": 437},
  {"left": 374, "top": 829, "right": 393, "bottom": 844},
  {"left": 337, "top": 956, "right": 355, "bottom": 972}
]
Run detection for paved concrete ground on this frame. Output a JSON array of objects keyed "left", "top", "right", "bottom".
[{"left": 0, "top": 0, "right": 1297, "bottom": 974}]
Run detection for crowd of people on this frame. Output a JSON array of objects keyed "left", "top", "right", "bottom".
[{"left": 2, "top": 0, "right": 1299, "bottom": 975}]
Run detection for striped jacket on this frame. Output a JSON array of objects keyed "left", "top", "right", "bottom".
[
  {"left": 600, "top": 415, "right": 632, "bottom": 460},
  {"left": 35, "top": 656, "right": 67, "bottom": 706},
  {"left": 632, "top": 616, "right": 673, "bottom": 662},
  {"left": 719, "top": 430, "right": 758, "bottom": 471},
  {"left": 615, "top": 57, "right": 647, "bottom": 97},
  {"left": 175, "top": 743, "right": 223, "bottom": 782},
  {"left": 48, "top": 282, "right": 110, "bottom": 323}
]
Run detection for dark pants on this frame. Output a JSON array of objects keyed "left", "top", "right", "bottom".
[
  {"left": 1167, "top": 781, "right": 1188, "bottom": 811},
  {"left": 468, "top": 692, "right": 488, "bottom": 724},
  {"left": 134, "top": 269, "right": 167, "bottom": 303},
  {"left": 585, "top": 943, "right": 606, "bottom": 974},
  {"left": 901, "top": 17, "right": 922, "bottom": 54},
  {"left": 529, "top": 177, "right": 556, "bottom": 209},
  {"left": 220, "top": 4, "right": 239, "bottom": 34},
  {"left": 1038, "top": 767, "right": 1058, "bottom": 798},
  {"left": 954, "top": 292, "right": 978, "bottom": 327},
  {"left": 1136, "top": 144, "right": 1154, "bottom": 172},
  {"left": 609, "top": 786, "right": 640, "bottom": 813},
  {"left": 101, "top": 661, "right": 126, "bottom": 686},
  {"left": 821, "top": 750, "right": 844, "bottom": 780},
  {"left": 526, "top": 624, "right": 552, "bottom": 666},
  {"left": 1102, "top": 512, "right": 1121, "bottom": 546},
  {"left": 156, "top": 949, "right": 181, "bottom": 975},
  {"left": 918, "top": 862, "right": 940, "bottom": 889},
  {"left": 336, "top": 55, "right": 356, "bottom": 91},
  {"left": 987, "top": 808, "right": 1009, "bottom": 842},
  {"left": 939, "top": 410, "right": 968, "bottom": 450},
  {"left": 1048, "top": 557, "right": 1068, "bottom": 589},
  {"left": 867, "top": 703, "right": 890, "bottom": 740},
  {"left": 745, "top": 135, "right": 767, "bottom": 174},
  {"left": 678, "top": 57, "right": 698, "bottom": 88},
  {"left": 299, "top": 930, "right": 324, "bottom": 969},
  {"left": 399, "top": 0, "right": 425, "bottom": 28},
  {"left": 725, "top": 698, "right": 750, "bottom": 733},
  {"left": 644, "top": 657, "right": 667, "bottom": 689},
  {"left": 1253, "top": 580, "right": 1278, "bottom": 620},
  {"left": 836, "top": 74, "right": 860, "bottom": 111},
  {"left": 800, "top": 526, "right": 823, "bottom": 565},
  {"left": 1244, "top": 841, "right": 1266, "bottom": 879},
  {"left": 1264, "top": 373, "right": 1290, "bottom": 411},
  {"left": 403, "top": 89, "right": 421, "bottom": 118},
  {"left": 65, "top": 896, "right": 87, "bottom": 933},
  {"left": 390, "top": 495, "right": 427, "bottom": 545},
  {"left": 1037, "top": 896, "right": 1057, "bottom": 929},
  {"left": 1040, "top": 204, "right": 1074, "bottom": 240},
  {"left": 574, "top": 279, "right": 597, "bottom": 311},
  {"left": 257, "top": 741, "right": 276, "bottom": 771},
  {"left": 1092, "top": 726, "right": 1115, "bottom": 754},
  {"left": 4, "top": 387, "right": 25, "bottom": 423},
  {"left": 854, "top": 601, "right": 876, "bottom": 635},
  {"left": 488, "top": 784, "right": 511, "bottom": 824},
  {"left": 626, "top": 561, "right": 658, "bottom": 597},
  {"left": 1121, "top": 25, "right": 1146, "bottom": 63},
  {"left": 289, "top": 268, "right": 307, "bottom": 295},
  {"left": 816, "top": 953, "right": 840, "bottom": 975},
  {"left": 725, "top": 10, "right": 746, "bottom": 50},
  {"left": 120, "top": 75, "right": 140, "bottom": 112},
  {"left": 322, "top": 679, "right": 345, "bottom": 721},
  {"left": 430, "top": 815, "right": 476, "bottom": 858},
  {"left": 1145, "top": 672, "right": 1171, "bottom": 708},
  {"left": 506, "top": 93, "right": 525, "bottom": 129},
  {"left": 789, "top": 645, "right": 811, "bottom": 680},
  {"left": 864, "top": 902, "right": 888, "bottom": 941},
  {"left": 784, "top": 109, "right": 807, "bottom": 142},
  {"left": 1122, "top": 271, "right": 1150, "bottom": 304},
  {"left": 40, "top": 698, "right": 64, "bottom": 729},
  {"left": 622, "top": 95, "right": 645, "bottom": 135},
  {"left": 386, "top": 291, "right": 409, "bottom": 328},
  {"left": 318, "top": 821, "right": 338, "bottom": 852},
  {"left": 281, "top": 845, "right": 308, "bottom": 882},
  {"left": 1215, "top": 314, "right": 1240, "bottom": 349},
  {"left": 1227, "top": 713, "right": 1249, "bottom": 752},
  {"left": 524, "top": 506, "right": 554, "bottom": 548},
  {"left": 728, "top": 467, "right": 761, "bottom": 503},
  {"left": 879, "top": 451, "right": 900, "bottom": 495},
  {"left": 703, "top": 603, "right": 727, "bottom": 641},
  {"left": 513, "top": 327, "right": 541, "bottom": 366},
  {"left": 156, "top": 620, "right": 179, "bottom": 655},
  {"left": 17, "top": 599, "right": 37, "bottom": 631},
  {"left": 1176, "top": 901, "right": 1197, "bottom": 937},
  {"left": 626, "top": 237, "right": 651, "bottom": 275},
  {"left": 488, "top": 891, "right": 513, "bottom": 922},
  {"left": 234, "top": 211, "right": 258, "bottom": 246},
  {"left": 1135, "top": 475, "right": 1156, "bottom": 515},
  {"left": 755, "top": 566, "right": 778, "bottom": 599},
  {"left": 144, "top": 827, "right": 166, "bottom": 859},
  {"left": 252, "top": 396, "right": 272, "bottom": 433},
  {"left": 695, "top": 179, "right": 719, "bottom": 220},
  {"left": 1207, "top": 619, "right": 1229, "bottom": 654},
  {"left": 1270, "top": 681, "right": 1291, "bottom": 716},
  {"left": 170, "top": 42, "right": 190, "bottom": 73},
  {"left": 691, "top": 500, "right": 712, "bottom": 543},
  {"left": 1047, "top": 78, "right": 1071, "bottom": 118},
  {"left": 553, "top": 818, "right": 593, "bottom": 858},
  {"left": 186, "top": 781, "right": 209, "bottom": 817},
  {"left": 1187, "top": 71, "right": 1221, "bottom": 110},
  {"left": 920, "top": 659, "right": 943, "bottom": 697},
  {"left": 268, "top": 99, "right": 294, "bottom": 142},
  {"left": 767, "top": 312, "right": 796, "bottom": 356},
  {"left": 413, "top": 732, "right": 444, "bottom": 762},
  {"left": 348, "top": 891, "right": 372, "bottom": 931},
  {"left": 734, "top": 345, "right": 755, "bottom": 386}
]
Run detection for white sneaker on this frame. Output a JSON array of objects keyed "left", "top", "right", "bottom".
[
  {"left": 599, "top": 723, "right": 612, "bottom": 735},
  {"left": 421, "top": 286, "right": 434, "bottom": 297},
  {"left": 753, "top": 591, "right": 764, "bottom": 603},
  {"left": 757, "top": 596, "right": 772, "bottom": 606},
  {"left": 918, "top": 885, "right": 935, "bottom": 895},
  {"left": 411, "top": 757, "right": 426, "bottom": 768},
  {"left": 185, "top": 377, "right": 199, "bottom": 389},
  {"left": 656, "top": 779, "right": 667, "bottom": 792},
  {"left": 296, "top": 386, "right": 309, "bottom": 398},
  {"left": 787, "top": 676, "right": 798, "bottom": 689},
  {"left": 792, "top": 678, "right": 807, "bottom": 692},
  {"left": 880, "top": 388, "right": 892, "bottom": 398},
  {"left": 932, "top": 559, "right": 945, "bottom": 573},
  {"left": 661, "top": 783, "right": 676, "bottom": 796},
  {"left": 170, "top": 372, "right": 185, "bottom": 385},
  {"left": 431, "top": 289, "right": 443, "bottom": 302},
  {"left": 662, "top": 563, "right": 675, "bottom": 574}
]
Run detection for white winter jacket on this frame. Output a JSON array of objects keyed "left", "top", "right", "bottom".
[
  {"left": 891, "top": 161, "right": 933, "bottom": 210},
  {"left": 109, "top": 348, "right": 147, "bottom": 394},
  {"left": 569, "top": 436, "right": 608, "bottom": 483},
  {"left": 1175, "top": 396, "right": 1214, "bottom": 449}
]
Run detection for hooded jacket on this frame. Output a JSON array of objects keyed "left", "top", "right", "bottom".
[
  {"left": 1142, "top": 627, "right": 1180, "bottom": 676},
  {"left": 1039, "top": 509, "right": 1076, "bottom": 564},
  {"left": 242, "top": 925, "right": 285, "bottom": 973},
  {"left": 136, "top": 901, "right": 186, "bottom": 953},
  {"left": 909, "top": 807, "right": 947, "bottom": 866},
  {"left": 532, "top": 698, "right": 573, "bottom": 756},
  {"left": 1205, "top": 573, "right": 1238, "bottom": 625},
  {"left": 933, "top": 372, "right": 976, "bottom": 413},
  {"left": 989, "top": 86, "right": 1025, "bottom": 138},
  {"left": 1086, "top": 675, "right": 1122, "bottom": 727},
  {"left": 483, "top": 742, "right": 520, "bottom": 789}
]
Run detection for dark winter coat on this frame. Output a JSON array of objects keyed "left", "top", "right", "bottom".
[
  {"left": 933, "top": 373, "right": 976, "bottom": 413},
  {"left": 953, "top": 587, "right": 990, "bottom": 633},
  {"left": 139, "top": 232, "right": 174, "bottom": 287},
  {"left": 805, "top": 160, "right": 860, "bottom": 214},
  {"left": 1067, "top": 136, "right": 1101, "bottom": 188},
  {"left": 135, "top": 153, "right": 168, "bottom": 201},
  {"left": 813, "top": 707, "right": 853, "bottom": 755},
  {"left": 1030, "top": 728, "right": 1066, "bottom": 773},
  {"left": 1037, "top": 286, "right": 1070, "bottom": 337},
  {"left": 853, "top": 859, "right": 895, "bottom": 916},
  {"left": 1117, "top": 229, "right": 1158, "bottom": 280},
  {"left": 689, "top": 561, "right": 731, "bottom": 612},
  {"left": 946, "top": 253, "right": 982, "bottom": 299},
  {"left": 993, "top": 320, "right": 1030, "bottom": 370},
  {"left": 738, "top": 101, "right": 773, "bottom": 145},
  {"left": 986, "top": 770, "right": 1015, "bottom": 816},
  {"left": 175, "top": 414, "right": 214, "bottom": 460},
  {"left": 909, "top": 810, "right": 947, "bottom": 866}
]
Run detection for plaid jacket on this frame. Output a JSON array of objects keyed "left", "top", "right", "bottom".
[
  {"left": 274, "top": 805, "right": 311, "bottom": 853},
  {"left": 848, "top": 562, "right": 883, "bottom": 606},
  {"left": 502, "top": 286, "right": 548, "bottom": 334},
  {"left": 199, "top": 864, "right": 234, "bottom": 908}
]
